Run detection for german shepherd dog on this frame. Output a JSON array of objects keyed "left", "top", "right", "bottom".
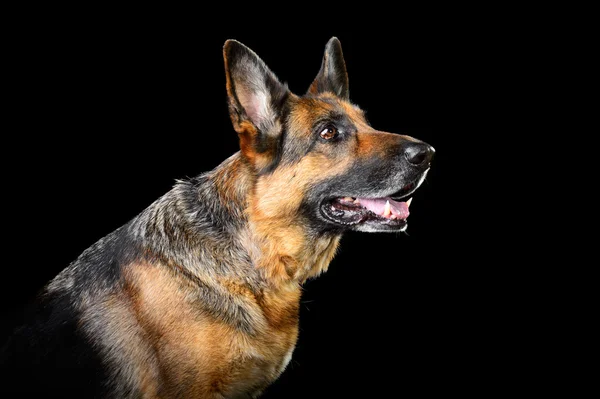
[{"left": 1, "top": 38, "right": 433, "bottom": 398}]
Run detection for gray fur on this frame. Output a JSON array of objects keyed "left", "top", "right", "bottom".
[{"left": 39, "top": 153, "right": 273, "bottom": 397}]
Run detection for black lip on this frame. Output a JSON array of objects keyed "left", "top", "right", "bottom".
[
  {"left": 389, "top": 181, "right": 418, "bottom": 201},
  {"left": 319, "top": 201, "right": 365, "bottom": 226},
  {"left": 319, "top": 198, "right": 408, "bottom": 229}
]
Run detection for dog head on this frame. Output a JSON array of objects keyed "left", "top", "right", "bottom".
[{"left": 223, "top": 38, "right": 433, "bottom": 233}]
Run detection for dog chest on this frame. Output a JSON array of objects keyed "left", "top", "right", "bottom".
[{"left": 115, "top": 260, "right": 300, "bottom": 397}]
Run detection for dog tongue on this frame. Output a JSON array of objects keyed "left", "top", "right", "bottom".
[{"left": 357, "top": 197, "right": 410, "bottom": 220}]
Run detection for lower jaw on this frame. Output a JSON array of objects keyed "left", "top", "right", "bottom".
[
  {"left": 352, "top": 217, "right": 407, "bottom": 232},
  {"left": 319, "top": 204, "right": 408, "bottom": 232}
]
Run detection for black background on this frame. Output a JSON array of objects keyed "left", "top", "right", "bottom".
[{"left": 1, "top": 10, "right": 559, "bottom": 397}]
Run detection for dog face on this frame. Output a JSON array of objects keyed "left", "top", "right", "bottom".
[{"left": 224, "top": 38, "right": 433, "bottom": 233}]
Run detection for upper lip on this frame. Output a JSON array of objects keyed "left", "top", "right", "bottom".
[
  {"left": 390, "top": 188, "right": 416, "bottom": 201},
  {"left": 337, "top": 178, "right": 422, "bottom": 203}
]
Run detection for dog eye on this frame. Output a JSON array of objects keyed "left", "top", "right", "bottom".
[{"left": 319, "top": 126, "right": 338, "bottom": 141}]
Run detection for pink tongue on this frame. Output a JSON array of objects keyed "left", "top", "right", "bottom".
[{"left": 357, "top": 197, "right": 410, "bottom": 220}]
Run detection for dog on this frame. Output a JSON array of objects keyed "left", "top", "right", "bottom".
[{"left": 1, "top": 37, "right": 433, "bottom": 398}]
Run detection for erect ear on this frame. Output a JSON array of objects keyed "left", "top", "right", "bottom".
[
  {"left": 308, "top": 37, "right": 349, "bottom": 99},
  {"left": 223, "top": 40, "right": 289, "bottom": 137}
]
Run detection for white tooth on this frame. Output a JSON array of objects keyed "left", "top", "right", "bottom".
[
  {"left": 406, "top": 198, "right": 413, "bottom": 207},
  {"left": 384, "top": 200, "right": 391, "bottom": 217},
  {"left": 343, "top": 197, "right": 353, "bottom": 202},
  {"left": 353, "top": 199, "right": 361, "bottom": 204},
  {"left": 390, "top": 215, "right": 397, "bottom": 220}
]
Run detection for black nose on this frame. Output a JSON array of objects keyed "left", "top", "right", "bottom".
[{"left": 404, "top": 143, "right": 435, "bottom": 166}]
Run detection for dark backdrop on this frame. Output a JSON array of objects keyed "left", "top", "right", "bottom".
[{"left": 2, "top": 13, "right": 537, "bottom": 397}]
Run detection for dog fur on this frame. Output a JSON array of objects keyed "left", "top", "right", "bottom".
[{"left": 1, "top": 37, "right": 433, "bottom": 398}]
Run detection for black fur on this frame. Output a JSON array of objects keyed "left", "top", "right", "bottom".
[
  {"left": 300, "top": 150, "right": 426, "bottom": 233},
  {"left": 1, "top": 279, "right": 113, "bottom": 397},
  {"left": 308, "top": 37, "right": 349, "bottom": 99}
]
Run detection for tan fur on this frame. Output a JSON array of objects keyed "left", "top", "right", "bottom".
[
  {"left": 111, "top": 261, "right": 301, "bottom": 398},
  {"left": 80, "top": 291, "right": 162, "bottom": 398},
  {"left": 246, "top": 152, "right": 346, "bottom": 284}
]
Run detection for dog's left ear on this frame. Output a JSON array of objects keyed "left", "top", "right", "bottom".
[
  {"left": 223, "top": 40, "right": 289, "bottom": 137},
  {"left": 308, "top": 37, "right": 349, "bottom": 99}
]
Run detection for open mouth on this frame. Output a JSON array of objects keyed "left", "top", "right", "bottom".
[{"left": 319, "top": 182, "right": 420, "bottom": 231}]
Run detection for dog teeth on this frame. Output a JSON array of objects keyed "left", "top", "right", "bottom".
[
  {"left": 353, "top": 199, "right": 361, "bottom": 204},
  {"left": 406, "top": 198, "right": 413, "bottom": 207},
  {"left": 390, "top": 215, "right": 397, "bottom": 220},
  {"left": 383, "top": 200, "right": 391, "bottom": 217},
  {"left": 343, "top": 197, "right": 353, "bottom": 202}
]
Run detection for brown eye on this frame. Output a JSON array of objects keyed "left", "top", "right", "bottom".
[{"left": 320, "top": 126, "right": 338, "bottom": 140}]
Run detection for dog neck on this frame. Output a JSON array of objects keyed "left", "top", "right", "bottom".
[{"left": 205, "top": 152, "right": 341, "bottom": 288}]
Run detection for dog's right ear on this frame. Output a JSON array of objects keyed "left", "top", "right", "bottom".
[{"left": 223, "top": 40, "right": 289, "bottom": 138}]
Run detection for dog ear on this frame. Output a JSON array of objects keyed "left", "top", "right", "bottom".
[
  {"left": 308, "top": 37, "right": 349, "bottom": 99},
  {"left": 223, "top": 40, "right": 289, "bottom": 136}
]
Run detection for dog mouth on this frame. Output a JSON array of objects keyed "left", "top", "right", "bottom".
[{"left": 319, "top": 182, "right": 420, "bottom": 231}]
